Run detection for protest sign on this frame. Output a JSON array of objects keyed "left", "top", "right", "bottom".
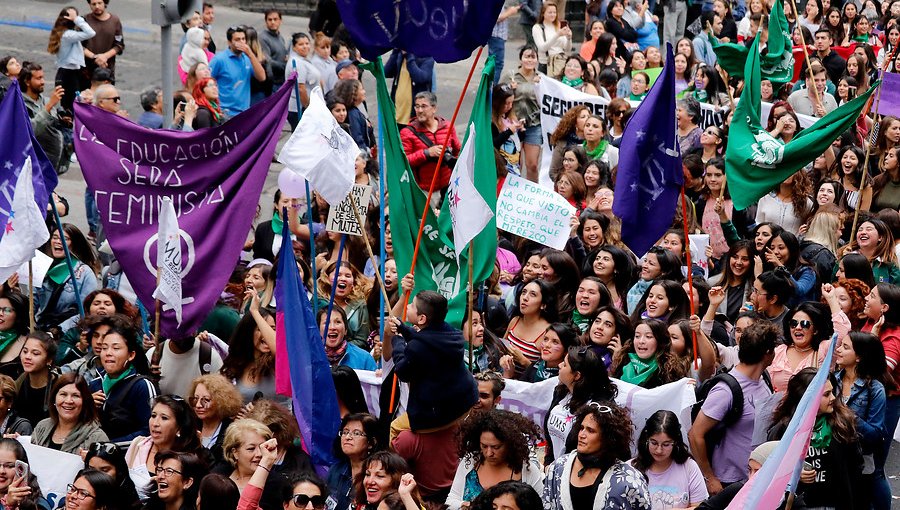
[
  {"left": 496, "top": 174, "right": 575, "bottom": 250},
  {"left": 534, "top": 76, "right": 727, "bottom": 187},
  {"left": 326, "top": 184, "right": 372, "bottom": 236},
  {"left": 19, "top": 438, "right": 84, "bottom": 510},
  {"left": 689, "top": 234, "right": 711, "bottom": 277}
]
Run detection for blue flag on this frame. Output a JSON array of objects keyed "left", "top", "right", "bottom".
[
  {"left": 612, "top": 43, "right": 684, "bottom": 256},
  {"left": 274, "top": 210, "right": 340, "bottom": 471},
  {"left": 336, "top": 0, "right": 505, "bottom": 63},
  {"left": 0, "top": 84, "right": 58, "bottom": 235}
]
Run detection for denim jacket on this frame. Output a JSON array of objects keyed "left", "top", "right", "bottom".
[
  {"left": 35, "top": 261, "right": 99, "bottom": 327},
  {"left": 835, "top": 370, "right": 887, "bottom": 451},
  {"left": 56, "top": 17, "right": 96, "bottom": 70}
]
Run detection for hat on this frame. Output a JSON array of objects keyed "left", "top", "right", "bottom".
[
  {"left": 335, "top": 59, "right": 358, "bottom": 75},
  {"left": 749, "top": 441, "right": 779, "bottom": 466}
]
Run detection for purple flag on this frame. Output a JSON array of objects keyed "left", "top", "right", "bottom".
[
  {"left": 336, "top": 0, "right": 505, "bottom": 63},
  {"left": 612, "top": 44, "right": 684, "bottom": 256},
  {"left": 877, "top": 71, "right": 900, "bottom": 118},
  {"left": 74, "top": 79, "right": 295, "bottom": 338},
  {"left": 0, "top": 84, "right": 58, "bottom": 232}
]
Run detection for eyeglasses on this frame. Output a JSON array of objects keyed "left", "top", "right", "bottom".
[
  {"left": 338, "top": 429, "right": 366, "bottom": 438},
  {"left": 790, "top": 319, "right": 813, "bottom": 330},
  {"left": 189, "top": 396, "right": 212, "bottom": 408},
  {"left": 0, "top": 307, "right": 13, "bottom": 315},
  {"left": 155, "top": 466, "right": 182, "bottom": 477},
  {"left": 413, "top": 103, "right": 432, "bottom": 110},
  {"left": 99, "top": 96, "right": 121, "bottom": 103},
  {"left": 67, "top": 484, "right": 95, "bottom": 501},
  {"left": 88, "top": 442, "right": 119, "bottom": 456},
  {"left": 290, "top": 494, "right": 327, "bottom": 509},
  {"left": 647, "top": 439, "right": 675, "bottom": 449},
  {"left": 750, "top": 288, "right": 767, "bottom": 296}
]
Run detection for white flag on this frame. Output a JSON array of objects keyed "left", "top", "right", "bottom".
[
  {"left": 0, "top": 157, "right": 50, "bottom": 283},
  {"left": 448, "top": 123, "right": 493, "bottom": 262},
  {"left": 277, "top": 87, "right": 359, "bottom": 205},
  {"left": 152, "top": 197, "right": 183, "bottom": 325}
]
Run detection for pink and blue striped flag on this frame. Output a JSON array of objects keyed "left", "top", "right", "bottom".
[
  {"left": 275, "top": 211, "right": 340, "bottom": 470},
  {"left": 726, "top": 333, "right": 838, "bottom": 509}
]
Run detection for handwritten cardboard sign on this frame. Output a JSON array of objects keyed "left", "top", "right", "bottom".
[
  {"left": 326, "top": 184, "right": 372, "bottom": 236},
  {"left": 496, "top": 174, "right": 575, "bottom": 250}
]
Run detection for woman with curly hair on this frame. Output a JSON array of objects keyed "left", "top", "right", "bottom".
[
  {"left": 767, "top": 368, "right": 861, "bottom": 509},
  {"left": 188, "top": 374, "right": 243, "bottom": 468},
  {"left": 548, "top": 105, "right": 590, "bottom": 182},
  {"left": 470, "top": 481, "right": 543, "bottom": 510},
  {"left": 630, "top": 410, "right": 707, "bottom": 508},
  {"left": 826, "top": 278, "right": 871, "bottom": 330},
  {"left": 58, "top": 288, "right": 140, "bottom": 365},
  {"left": 445, "top": 409, "right": 544, "bottom": 510},
  {"left": 543, "top": 402, "right": 650, "bottom": 510},
  {"left": 316, "top": 261, "right": 372, "bottom": 350},
  {"left": 612, "top": 319, "right": 687, "bottom": 389},
  {"left": 754, "top": 169, "right": 813, "bottom": 235}
]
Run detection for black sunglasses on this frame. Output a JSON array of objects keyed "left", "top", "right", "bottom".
[
  {"left": 290, "top": 494, "right": 327, "bottom": 509},
  {"left": 88, "top": 442, "right": 119, "bottom": 456},
  {"left": 789, "top": 319, "right": 813, "bottom": 330}
]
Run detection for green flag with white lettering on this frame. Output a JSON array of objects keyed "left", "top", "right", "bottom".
[
  {"left": 711, "top": 0, "right": 794, "bottom": 83},
  {"left": 725, "top": 36, "right": 877, "bottom": 210}
]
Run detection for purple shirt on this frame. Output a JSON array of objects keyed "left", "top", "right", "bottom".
[
  {"left": 631, "top": 458, "right": 708, "bottom": 509},
  {"left": 701, "top": 368, "right": 772, "bottom": 483}
]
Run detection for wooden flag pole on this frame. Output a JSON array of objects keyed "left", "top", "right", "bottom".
[
  {"left": 28, "top": 261, "right": 35, "bottom": 331},
  {"left": 680, "top": 186, "right": 699, "bottom": 370},
  {"left": 467, "top": 243, "right": 475, "bottom": 371},
  {"left": 783, "top": 4, "right": 821, "bottom": 107},
  {"left": 349, "top": 199, "right": 392, "bottom": 310}
]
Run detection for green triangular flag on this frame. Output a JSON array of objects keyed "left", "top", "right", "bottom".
[
  {"left": 725, "top": 36, "right": 877, "bottom": 210},
  {"left": 711, "top": 0, "right": 794, "bottom": 83}
]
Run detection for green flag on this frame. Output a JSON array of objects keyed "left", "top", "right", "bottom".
[
  {"left": 726, "top": 36, "right": 877, "bottom": 210},
  {"left": 361, "top": 58, "right": 497, "bottom": 326},
  {"left": 711, "top": 0, "right": 794, "bottom": 83}
]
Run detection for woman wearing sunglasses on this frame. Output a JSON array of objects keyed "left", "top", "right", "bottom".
[
  {"left": 767, "top": 302, "right": 834, "bottom": 392},
  {"left": 65, "top": 469, "right": 117, "bottom": 510}
]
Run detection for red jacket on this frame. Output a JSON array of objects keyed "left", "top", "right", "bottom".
[{"left": 400, "top": 117, "right": 461, "bottom": 191}]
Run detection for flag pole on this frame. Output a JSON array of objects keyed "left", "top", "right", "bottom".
[
  {"left": 322, "top": 234, "right": 346, "bottom": 339},
  {"left": 679, "top": 186, "right": 699, "bottom": 369},
  {"left": 349, "top": 198, "right": 392, "bottom": 309},
  {"left": 467, "top": 243, "right": 474, "bottom": 371},
  {"left": 154, "top": 267, "right": 161, "bottom": 341},
  {"left": 28, "top": 261, "right": 35, "bottom": 331},
  {"left": 50, "top": 199, "right": 84, "bottom": 318},
  {"left": 291, "top": 60, "right": 320, "bottom": 317},
  {"left": 782, "top": 7, "right": 821, "bottom": 107},
  {"left": 377, "top": 116, "right": 387, "bottom": 369}
]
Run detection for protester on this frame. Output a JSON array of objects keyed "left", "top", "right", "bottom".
[
  {"left": 82, "top": 0, "right": 124, "bottom": 83},
  {"left": 210, "top": 26, "right": 266, "bottom": 117},
  {"left": 31, "top": 372, "right": 107, "bottom": 453}
]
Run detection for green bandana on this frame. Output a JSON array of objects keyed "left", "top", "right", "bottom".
[
  {"left": 272, "top": 211, "right": 284, "bottom": 236},
  {"left": 620, "top": 352, "right": 659, "bottom": 386},
  {"left": 572, "top": 310, "right": 591, "bottom": 333},
  {"left": 102, "top": 365, "right": 135, "bottom": 395},
  {"left": 0, "top": 331, "right": 19, "bottom": 356},
  {"left": 629, "top": 92, "right": 648, "bottom": 101},
  {"left": 46, "top": 260, "right": 70, "bottom": 285},
  {"left": 464, "top": 344, "right": 487, "bottom": 372},
  {"left": 534, "top": 360, "right": 560, "bottom": 382},
  {"left": 584, "top": 139, "right": 609, "bottom": 160},
  {"left": 561, "top": 76, "right": 584, "bottom": 89},
  {"left": 809, "top": 415, "right": 833, "bottom": 449}
]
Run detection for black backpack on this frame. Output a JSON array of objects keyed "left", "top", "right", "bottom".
[{"left": 691, "top": 369, "right": 773, "bottom": 459}]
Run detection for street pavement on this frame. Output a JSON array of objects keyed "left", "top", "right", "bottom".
[{"left": 0, "top": 1, "right": 898, "bottom": 500}]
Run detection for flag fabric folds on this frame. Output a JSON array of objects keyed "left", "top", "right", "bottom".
[
  {"left": 612, "top": 44, "right": 684, "bottom": 257},
  {"left": 362, "top": 56, "right": 497, "bottom": 326},
  {"left": 278, "top": 87, "right": 359, "bottom": 205},
  {"left": 274, "top": 208, "right": 340, "bottom": 470},
  {"left": 336, "top": 0, "right": 505, "bottom": 63},
  {"left": 74, "top": 79, "right": 295, "bottom": 338},
  {"left": 152, "top": 197, "right": 184, "bottom": 325},
  {"left": 446, "top": 124, "right": 494, "bottom": 262},
  {"left": 725, "top": 37, "right": 877, "bottom": 210},
  {"left": 711, "top": 0, "right": 794, "bottom": 83},
  {"left": 0, "top": 157, "right": 50, "bottom": 283},
  {"left": 726, "top": 334, "right": 839, "bottom": 509},
  {"left": 0, "top": 84, "right": 58, "bottom": 236}
]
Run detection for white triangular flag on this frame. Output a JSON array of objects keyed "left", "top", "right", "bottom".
[
  {"left": 152, "top": 197, "right": 183, "bottom": 325},
  {"left": 0, "top": 157, "right": 50, "bottom": 283},
  {"left": 277, "top": 87, "right": 359, "bottom": 205},
  {"left": 448, "top": 123, "right": 493, "bottom": 262}
]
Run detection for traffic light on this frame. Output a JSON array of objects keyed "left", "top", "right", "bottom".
[{"left": 151, "top": 0, "right": 203, "bottom": 26}]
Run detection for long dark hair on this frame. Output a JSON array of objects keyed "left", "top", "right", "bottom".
[
  {"left": 587, "top": 245, "right": 636, "bottom": 297},
  {"left": 566, "top": 346, "right": 617, "bottom": 412},
  {"left": 782, "top": 301, "right": 833, "bottom": 350},
  {"left": 718, "top": 240, "right": 755, "bottom": 288},
  {"left": 632, "top": 410, "right": 692, "bottom": 473},
  {"left": 331, "top": 366, "right": 369, "bottom": 415},
  {"left": 353, "top": 452, "right": 408, "bottom": 505},
  {"left": 222, "top": 308, "right": 274, "bottom": 380},
  {"left": 151, "top": 395, "right": 203, "bottom": 453},
  {"left": 74, "top": 469, "right": 118, "bottom": 510},
  {"left": 877, "top": 282, "right": 900, "bottom": 329},
  {"left": 48, "top": 372, "right": 97, "bottom": 426},
  {"left": 0, "top": 439, "right": 42, "bottom": 503},
  {"left": 613, "top": 318, "right": 686, "bottom": 384},
  {"left": 0, "top": 291, "right": 30, "bottom": 335},
  {"left": 198, "top": 474, "right": 239, "bottom": 510},
  {"left": 630, "top": 280, "right": 691, "bottom": 325},
  {"left": 845, "top": 332, "right": 895, "bottom": 392},
  {"left": 770, "top": 368, "right": 857, "bottom": 444},
  {"left": 762, "top": 230, "right": 813, "bottom": 276},
  {"left": 48, "top": 7, "right": 76, "bottom": 55},
  {"left": 470, "top": 481, "right": 543, "bottom": 510},
  {"left": 838, "top": 253, "right": 876, "bottom": 288},
  {"left": 512, "top": 279, "right": 559, "bottom": 323},
  {"left": 572, "top": 402, "right": 633, "bottom": 468},
  {"left": 84, "top": 441, "right": 140, "bottom": 503}
]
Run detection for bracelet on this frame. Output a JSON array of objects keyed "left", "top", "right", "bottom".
[{"left": 258, "top": 465, "right": 271, "bottom": 472}]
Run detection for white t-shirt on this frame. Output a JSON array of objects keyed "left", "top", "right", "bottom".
[
  {"left": 547, "top": 394, "right": 574, "bottom": 460},
  {"left": 146, "top": 341, "right": 224, "bottom": 397}
]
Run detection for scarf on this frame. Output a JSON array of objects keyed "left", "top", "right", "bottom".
[
  {"left": 534, "top": 360, "right": 559, "bottom": 382},
  {"left": 629, "top": 92, "right": 647, "bottom": 101},
  {"left": 102, "top": 365, "right": 135, "bottom": 395},
  {"left": 46, "top": 259, "right": 71, "bottom": 285},
  {"left": 325, "top": 340, "right": 348, "bottom": 366},
  {"left": 575, "top": 452, "right": 606, "bottom": 477},
  {"left": 464, "top": 344, "right": 488, "bottom": 372},
  {"left": 271, "top": 211, "right": 284, "bottom": 235},
  {"left": 584, "top": 139, "right": 609, "bottom": 160},
  {"left": 572, "top": 310, "right": 591, "bottom": 333},
  {"left": 0, "top": 331, "right": 19, "bottom": 357},
  {"left": 192, "top": 78, "right": 224, "bottom": 123},
  {"left": 692, "top": 89, "right": 709, "bottom": 103},
  {"left": 809, "top": 415, "right": 833, "bottom": 449},
  {"left": 562, "top": 76, "right": 584, "bottom": 89},
  {"left": 620, "top": 353, "right": 659, "bottom": 386}
]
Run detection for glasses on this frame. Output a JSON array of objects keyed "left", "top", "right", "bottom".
[
  {"left": 67, "top": 484, "right": 95, "bottom": 501},
  {"left": 338, "top": 429, "right": 366, "bottom": 438},
  {"left": 647, "top": 439, "right": 675, "bottom": 450},
  {"left": 88, "top": 442, "right": 119, "bottom": 456},
  {"left": 189, "top": 396, "right": 212, "bottom": 408},
  {"left": 610, "top": 110, "right": 625, "bottom": 116},
  {"left": 290, "top": 494, "right": 327, "bottom": 509},
  {"left": 155, "top": 466, "right": 182, "bottom": 477},
  {"left": 0, "top": 307, "right": 13, "bottom": 315},
  {"left": 413, "top": 104, "right": 432, "bottom": 110},
  {"left": 586, "top": 402, "right": 613, "bottom": 413},
  {"left": 150, "top": 395, "right": 185, "bottom": 407},
  {"left": 750, "top": 288, "right": 767, "bottom": 296},
  {"left": 99, "top": 96, "right": 121, "bottom": 103},
  {"left": 790, "top": 319, "right": 813, "bottom": 330},
  {"left": 499, "top": 84, "right": 513, "bottom": 93}
]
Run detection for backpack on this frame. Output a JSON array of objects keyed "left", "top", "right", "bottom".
[
  {"left": 149, "top": 339, "right": 212, "bottom": 380},
  {"left": 691, "top": 369, "right": 773, "bottom": 459}
]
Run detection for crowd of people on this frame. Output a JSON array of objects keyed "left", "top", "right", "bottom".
[{"left": 0, "top": 0, "right": 899, "bottom": 509}]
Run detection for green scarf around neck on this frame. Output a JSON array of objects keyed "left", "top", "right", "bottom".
[
  {"left": 809, "top": 415, "right": 833, "bottom": 449},
  {"left": 46, "top": 260, "right": 71, "bottom": 285},
  {"left": 571, "top": 310, "right": 591, "bottom": 333},
  {"left": 562, "top": 76, "right": 584, "bottom": 89},
  {"left": 620, "top": 352, "right": 659, "bottom": 386},
  {"left": 584, "top": 139, "right": 609, "bottom": 160},
  {"left": 102, "top": 365, "right": 135, "bottom": 395},
  {"left": 272, "top": 211, "right": 285, "bottom": 235},
  {"left": 0, "top": 331, "right": 19, "bottom": 357}
]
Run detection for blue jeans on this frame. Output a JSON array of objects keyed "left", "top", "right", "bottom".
[
  {"left": 874, "top": 395, "right": 899, "bottom": 510},
  {"left": 84, "top": 188, "right": 99, "bottom": 236},
  {"left": 488, "top": 36, "right": 506, "bottom": 85}
]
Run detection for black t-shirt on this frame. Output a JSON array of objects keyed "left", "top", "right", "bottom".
[{"left": 15, "top": 381, "right": 48, "bottom": 427}]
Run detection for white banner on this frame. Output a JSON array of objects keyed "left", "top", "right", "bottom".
[
  {"left": 19, "top": 438, "right": 85, "bottom": 510},
  {"left": 496, "top": 174, "right": 575, "bottom": 250}
]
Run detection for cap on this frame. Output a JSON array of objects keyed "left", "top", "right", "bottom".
[
  {"left": 749, "top": 441, "right": 779, "bottom": 466},
  {"left": 335, "top": 59, "right": 358, "bottom": 75}
]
